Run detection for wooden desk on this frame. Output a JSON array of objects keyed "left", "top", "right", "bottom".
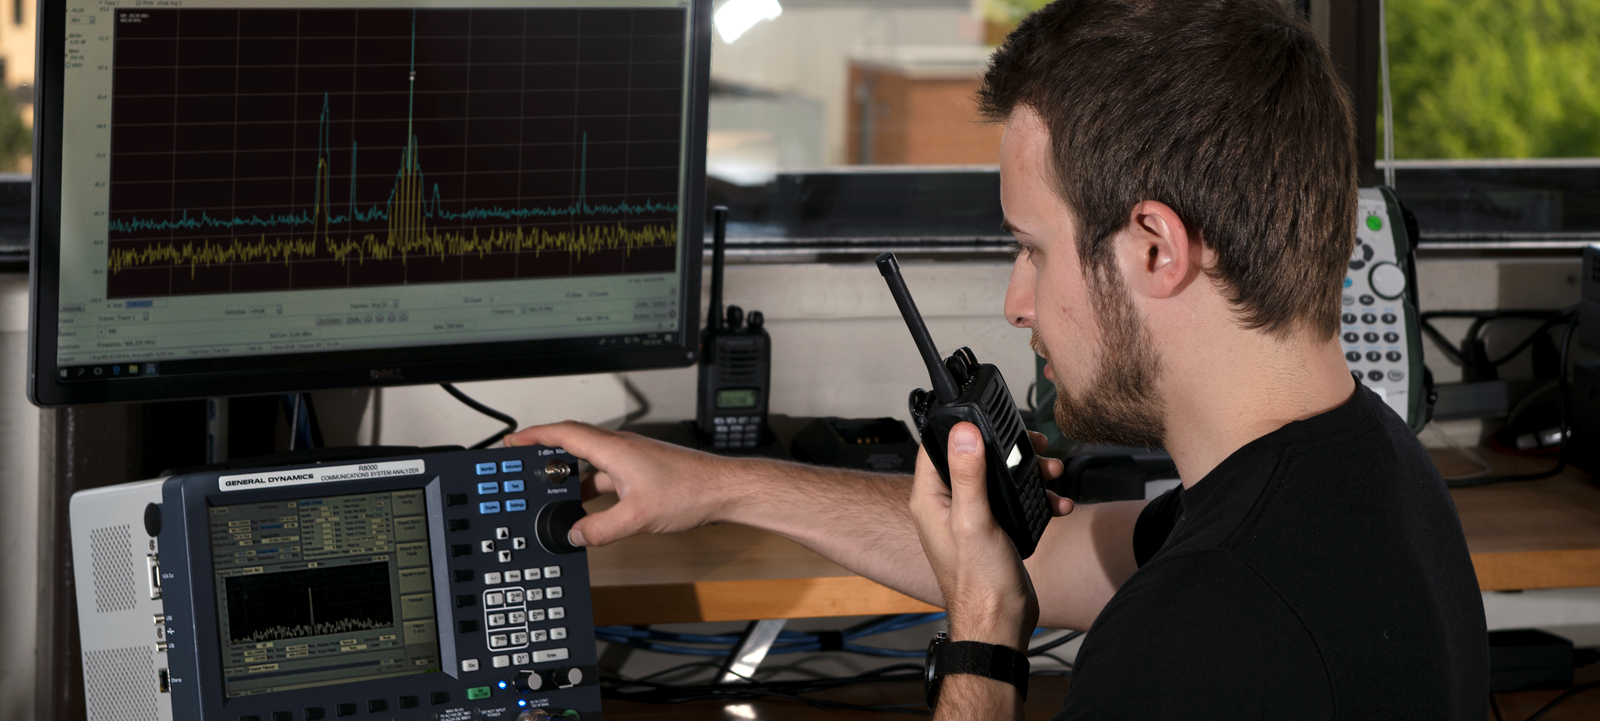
[
  {"left": 1440, "top": 448, "right": 1600, "bottom": 591},
  {"left": 588, "top": 449, "right": 1600, "bottom": 626}
]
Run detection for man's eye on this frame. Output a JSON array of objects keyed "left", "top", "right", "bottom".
[{"left": 1010, "top": 243, "right": 1034, "bottom": 260}]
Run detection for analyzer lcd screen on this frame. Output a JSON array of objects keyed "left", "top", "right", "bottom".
[{"left": 207, "top": 489, "right": 440, "bottom": 697}]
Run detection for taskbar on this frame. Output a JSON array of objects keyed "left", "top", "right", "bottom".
[{"left": 55, "top": 330, "right": 681, "bottom": 384}]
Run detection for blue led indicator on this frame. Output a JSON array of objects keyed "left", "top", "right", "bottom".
[
  {"left": 498, "top": 681, "right": 508, "bottom": 689},
  {"left": 504, "top": 480, "right": 525, "bottom": 493},
  {"left": 477, "top": 482, "right": 499, "bottom": 495},
  {"left": 518, "top": 700, "right": 528, "bottom": 708},
  {"left": 475, "top": 462, "right": 497, "bottom": 475},
  {"left": 1343, "top": 277, "right": 1353, "bottom": 288},
  {"left": 505, "top": 499, "right": 527, "bottom": 512},
  {"left": 479, "top": 501, "right": 501, "bottom": 514},
  {"left": 502, "top": 460, "right": 524, "bottom": 473}
]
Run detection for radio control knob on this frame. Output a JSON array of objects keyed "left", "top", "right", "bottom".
[
  {"left": 554, "top": 666, "right": 584, "bottom": 687},
  {"left": 536, "top": 501, "right": 587, "bottom": 554},
  {"left": 944, "top": 354, "right": 970, "bottom": 386},
  {"left": 514, "top": 669, "right": 550, "bottom": 692}
]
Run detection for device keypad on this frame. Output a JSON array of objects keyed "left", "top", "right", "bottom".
[{"left": 712, "top": 416, "right": 761, "bottom": 449}]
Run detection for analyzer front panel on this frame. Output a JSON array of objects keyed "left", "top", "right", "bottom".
[{"left": 159, "top": 447, "right": 599, "bottom": 721}]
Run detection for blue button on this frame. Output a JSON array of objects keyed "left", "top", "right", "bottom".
[
  {"left": 505, "top": 499, "right": 527, "bottom": 512},
  {"left": 477, "top": 482, "right": 499, "bottom": 495},
  {"left": 475, "top": 462, "right": 497, "bottom": 475},
  {"left": 503, "top": 480, "right": 525, "bottom": 493},
  {"left": 502, "top": 460, "right": 523, "bottom": 473},
  {"left": 1343, "top": 277, "right": 1353, "bottom": 288},
  {"left": 479, "top": 501, "right": 501, "bottom": 514}
]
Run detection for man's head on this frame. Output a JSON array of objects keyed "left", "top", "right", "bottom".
[{"left": 985, "top": 0, "right": 1357, "bottom": 447}]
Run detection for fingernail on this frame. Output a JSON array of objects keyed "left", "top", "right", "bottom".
[
  {"left": 952, "top": 426, "right": 979, "bottom": 454},
  {"left": 568, "top": 528, "right": 587, "bottom": 547}
]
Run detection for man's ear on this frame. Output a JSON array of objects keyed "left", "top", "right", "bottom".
[{"left": 1117, "top": 200, "right": 1196, "bottom": 300}]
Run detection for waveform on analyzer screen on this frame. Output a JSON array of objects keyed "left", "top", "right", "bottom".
[
  {"left": 106, "top": 13, "right": 679, "bottom": 240},
  {"left": 106, "top": 222, "right": 677, "bottom": 276},
  {"left": 230, "top": 616, "right": 392, "bottom": 645}
]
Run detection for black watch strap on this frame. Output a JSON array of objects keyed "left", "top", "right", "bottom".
[{"left": 928, "top": 638, "right": 1029, "bottom": 707}]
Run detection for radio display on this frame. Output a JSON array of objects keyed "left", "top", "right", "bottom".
[
  {"left": 715, "top": 388, "right": 759, "bottom": 409},
  {"left": 207, "top": 489, "right": 440, "bottom": 697}
]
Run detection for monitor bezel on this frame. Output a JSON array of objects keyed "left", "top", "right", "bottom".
[{"left": 28, "top": 0, "right": 713, "bottom": 407}]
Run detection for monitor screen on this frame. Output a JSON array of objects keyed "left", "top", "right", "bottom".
[
  {"left": 208, "top": 488, "right": 440, "bottom": 697},
  {"left": 29, "top": 0, "right": 710, "bottom": 405}
]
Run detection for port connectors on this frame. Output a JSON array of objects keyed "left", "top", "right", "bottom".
[
  {"left": 157, "top": 669, "right": 170, "bottom": 693},
  {"left": 146, "top": 556, "right": 161, "bottom": 600}
]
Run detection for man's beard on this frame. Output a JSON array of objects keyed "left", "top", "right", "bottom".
[{"left": 1034, "top": 271, "right": 1166, "bottom": 448}]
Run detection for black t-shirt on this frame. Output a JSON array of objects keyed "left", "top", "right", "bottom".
[{"left": 1055, "top": 386, "right": 1488, "bottom": 719}]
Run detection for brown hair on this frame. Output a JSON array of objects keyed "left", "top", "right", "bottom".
[{"left": 979, "top": 0, "right": 1357, "bottom": 339}]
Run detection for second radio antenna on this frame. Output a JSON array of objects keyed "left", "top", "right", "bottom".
[{"left": 708, "top": 206, "right": 728, "bottom": 331}]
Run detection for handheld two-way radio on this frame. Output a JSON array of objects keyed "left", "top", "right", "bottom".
[
  {"left": 696, "top": 207, "right": 773, "bottom": 450},
  {"left": 876, "top": 252, "right": 1050, "bottom": 558}
]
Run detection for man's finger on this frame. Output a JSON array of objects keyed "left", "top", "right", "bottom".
[
  {"left": 909, "top": 444, "right": 950, "bottom": 516},
  {"left": 566, "top": 500, "right": 642, "bottom": 547},
  {"left": 1045, "top": 490, "right": 1075, "bottom": 518},
  {"left": 578, "top": 470, "right": 615, "bottom": 500},
  {"left": 1028, "top": 430, "right": 1052, "bottom": 453},
  {"left": 945, "top": 422, "right": 993, "bottom": 526},
  {"left": 503, "top": 420, "right": 612, "bottom": 459}
]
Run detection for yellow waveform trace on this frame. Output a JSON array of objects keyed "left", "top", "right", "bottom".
[{"left": 106, "top": 223, "right": 678, "bottom": 277}]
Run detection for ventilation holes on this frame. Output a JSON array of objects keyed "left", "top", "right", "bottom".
[
  {"left": 83, "top": 646, "right": 159, "bottom": 721},
  {"left": 89, "top": 524, "right": 138, "bottom": 613}
]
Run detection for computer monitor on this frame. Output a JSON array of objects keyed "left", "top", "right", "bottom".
[{"left": 29, "top": 0, "right": 712, "bottom": 406}]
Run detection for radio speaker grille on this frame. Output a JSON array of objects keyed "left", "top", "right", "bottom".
[
  {"left": 89, "top": 524, "right": 139, "bottom": 613},
  {"left": 83, "top": 646, "right": 159, "bottom": 721}
]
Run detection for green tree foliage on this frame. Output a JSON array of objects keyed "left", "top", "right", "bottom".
[
  {"left": 0, "top": 88, "right": 29, "bottom": 171},
  {"left": 1388, "top": 0, "right": 1600, "bottom": 158}
]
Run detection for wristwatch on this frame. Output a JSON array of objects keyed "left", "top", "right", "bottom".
[{"left": 924, "top": 631, "right": 1030, "bottom": 708}]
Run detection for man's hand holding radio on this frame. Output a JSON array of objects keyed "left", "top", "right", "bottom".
[
  {"left": 911, "top": 422, "right": 1051, "bottom": 652},
  {"left": 909, "top": 422, "right": 1074, "bottom": 717}
]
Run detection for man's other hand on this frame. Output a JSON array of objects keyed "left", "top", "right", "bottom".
[
  {"left": 909, "top": 422, "right": 1073, "bottom": 651},
  {"left": 503, "top": 421, "right": 736, "bottom": 548}
]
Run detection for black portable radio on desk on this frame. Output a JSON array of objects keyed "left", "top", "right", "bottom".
[{"left": 70, "top": 446, "right": 599, "bottom": 721}]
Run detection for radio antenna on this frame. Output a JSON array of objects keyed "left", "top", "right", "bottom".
[
  {"left": 708, "top": 206, "right": 728, "bottom": 331},
  {"left": 876, "top": 252, "right": 960, "bottom": 403}
]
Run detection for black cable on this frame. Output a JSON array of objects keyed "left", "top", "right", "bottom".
[
  {"left": 1521, "top": 679, "right": 1600, "bottom": 721},
  {"left": 602, "top": 663, "right": 933, "bottom": 715},
  {"left": 632, "top": 660, "right": 726, "bottom": 683},
  {"left": 440, "top": 383, "right": 518, "bottom": 449},
  {"left": 1419, "top": 309, "right": 1570, "bottom": 370},
  {"left": 1447, "top": 308, "right": 1581, "bottom": 487},
  {"left": 620, "top": 376, "right": 651, "bottom": 426}
]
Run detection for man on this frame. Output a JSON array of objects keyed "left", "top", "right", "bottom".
[{"left": 508, "top": 0, "right": 1489, "bottom": 717}]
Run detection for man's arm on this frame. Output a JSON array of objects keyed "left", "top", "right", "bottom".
[{"left": 503, "top": 421, "right": 1144, "bottom": 628}]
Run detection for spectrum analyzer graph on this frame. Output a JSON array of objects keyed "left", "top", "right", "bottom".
[
  {"left": 106, "top": 7, "right": 686, "bottom": 298},
  {"left": 223, "top": 562, "right": 396, "bottom": 645}
]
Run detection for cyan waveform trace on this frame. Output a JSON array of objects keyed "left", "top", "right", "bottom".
[
  {"left": 107, "top": 106, "right": 676, "bottom": 237},
  {"left": 109, "top": 9, "right": 678, "bottom": 239}
]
